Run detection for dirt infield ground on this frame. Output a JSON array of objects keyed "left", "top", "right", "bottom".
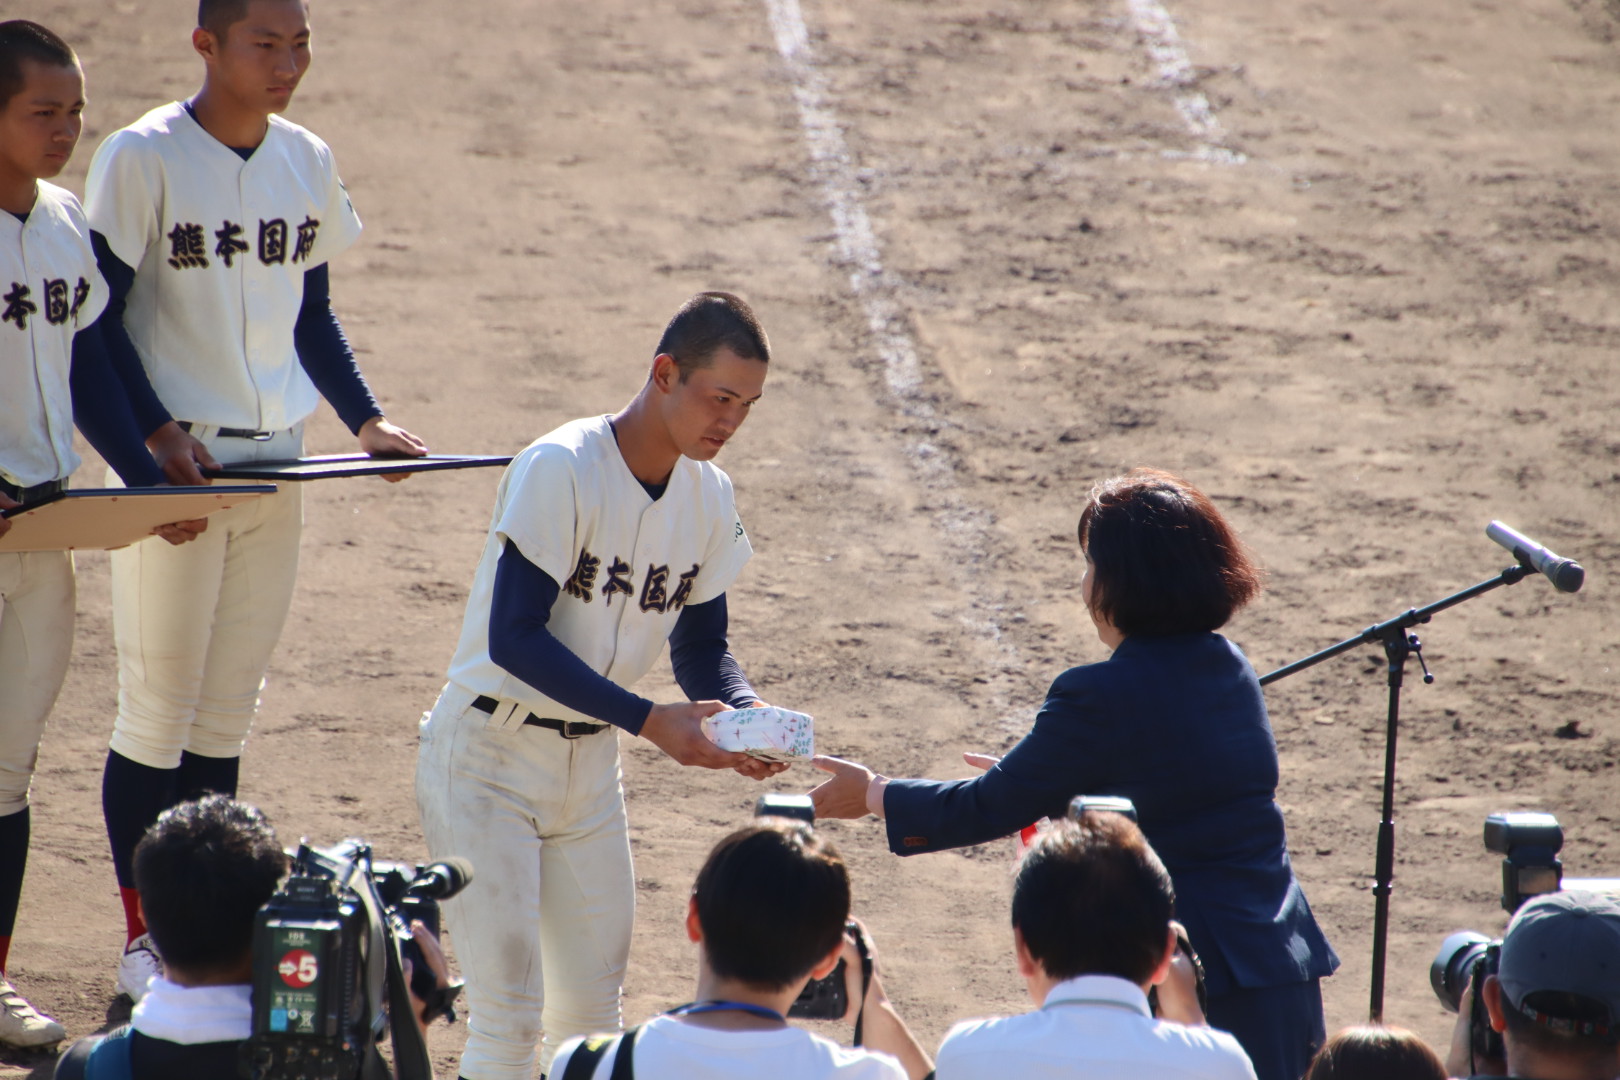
[{"left": 6, "top": 0, "right": 1619, "bottom": 1074}]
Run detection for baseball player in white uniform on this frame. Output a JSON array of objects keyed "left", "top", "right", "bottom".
[
  {"left": 83, "top": 0, "right": 426, "bottom": 1001},
  {"left": 0, "top": 20, "right": 200, "bottom": 1046},
  {"left": 417, "top": 292, "right": 789, "bottom": 1080}
]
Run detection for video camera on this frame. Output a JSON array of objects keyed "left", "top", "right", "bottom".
[
  {"left": 1431, "top": 811, "right": 1620, "bottom": 1067},
  {"left": 243, "top": 839, "right": 470, "bottom": 1080}
]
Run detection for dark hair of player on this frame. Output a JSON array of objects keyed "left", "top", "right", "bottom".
[
  {"left": 0, "top": 21, "right": 77, "bottom": 111},
  {"left": 199, "top": 0, "right": 291, "bottom": 40},
  {"left": 1077, "top": 467, "right": 1262, "bottom": 637},
  {"left": 692, "top": 820, "right": 849, "bottom": 991},
  {"left": 655, "top": 291, "right": 771, "bottom": 379},
  {"left": 132, "top": 794, "right": 288, "bottom": 979},
  {"left": 1012, "top": 812, "right": 1174, "bottom": 985},
  {"left": 1305, "top": 1025, "right": 1448, "bottom": 1080}
]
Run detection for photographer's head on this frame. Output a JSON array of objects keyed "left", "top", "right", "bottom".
[
  {"left": 689, "top": 818, "right": 850, "bottom": 993},
  {"left": 1480, "top": 890, "right": 1620, "bottom": 1078},
  {"left": 1011, "top": 813, "right": 1178, "bottom": 1002},
  {"left": 133, "top": 794, "right": 287, "bottom": 985}
]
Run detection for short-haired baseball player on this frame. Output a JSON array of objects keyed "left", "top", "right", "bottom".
[
  {"left": 417, "top": 292, "right": 789, "bottom": 1080},
  {"left": 0, "top": 19, "right": 202, "bottom": 1046},
  {"left": 83, "top": 0, "right": 427, "bottom": 1002}
]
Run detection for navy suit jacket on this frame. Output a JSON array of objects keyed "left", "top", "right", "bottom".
[{"left": 884, "top": 632, "right": 1339, "bottom": 996}]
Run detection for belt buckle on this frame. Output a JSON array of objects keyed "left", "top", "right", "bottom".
[
  {"left": 559, "top": 721, "right": 587, "bottom": 739},
  {"left": 249, "top": 430, "right": 275, "bottom": 441}
]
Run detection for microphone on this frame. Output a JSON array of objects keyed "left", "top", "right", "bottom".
[
  {"left": 1486, "top": 521, "right": 1585, "bottom": 593},
  {"left": 407, "top": 856, "right": 475, "bottom": 901}
]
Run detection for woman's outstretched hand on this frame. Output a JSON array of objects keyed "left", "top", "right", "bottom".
[{"left": 809, "top": 755, "right": 883, "bottom": 819}]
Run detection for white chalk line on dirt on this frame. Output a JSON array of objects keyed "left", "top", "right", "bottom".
[
  {"left": 761, "top": 0, "right": 1032, "bottom": 732},
  {"left": 1124, "top": 0, "right": 1246, "bottom": 164}
]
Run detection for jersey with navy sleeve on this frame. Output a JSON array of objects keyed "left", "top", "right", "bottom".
[
  {"left": 0, "top": 182, "right": 109, "bottom": 488},
  {"left": 447, "top": 415, "right": 754, "bottom": 727},
  {"left": 83, "top": 102, "right": 362, "bottom": 431}
]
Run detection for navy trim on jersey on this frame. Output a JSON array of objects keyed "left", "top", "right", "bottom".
[
  {"left": 179, "top": 101, "right": 256, "bottom": 162},
  {"left": 92, "top": 233, "right": 382, "bottom": 437},
  {"left": 91, "top": 231, "right": 172, "bottom": 437},
  {"left": 72, "top": 320, "right": 165, "bottom": 486},
  {"left": 489, "top": 541, "right": 759, "bottom": 734},
  {"left": 668, "top": 592, "right": 758, "bottom": 708},
  {"left": 295, "top": 263, "right": 383, "bottom": 434},
  {"left": 491, "top": 540, "right": 657, "bottom": 733}
]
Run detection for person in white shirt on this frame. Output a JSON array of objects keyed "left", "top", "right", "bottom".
[
  {"left": 934, "top": 812, "right": 1258, "bottom": 1080},
  {"left": 550, "top": 819, "right": 933, "bottom": 1080}
]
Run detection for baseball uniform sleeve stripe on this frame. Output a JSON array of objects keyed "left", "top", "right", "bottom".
[
  {"left": 90, "top": 232, "right": 170, "bottom": 437},
  {"left": 71, "top": 323, "right": 164, "bottom": 486},
  {"left": 489, "top": 540, "right": 656, "bottom": 733},
  {"left": 669, "top": 593, "right": 758, "bottom": 707},
  {"left": 294, "top": 263, "right": 381, "bottom": 434}
]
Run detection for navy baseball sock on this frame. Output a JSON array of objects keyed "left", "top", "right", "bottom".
[
  {"left": 0, "top": 807, "right": 29, "bottom": 971},
  {"left": 176, "top": 750, "right": 240, "bottom": 803},
  {"left": 102, "top": 750, "right": 178, "bottom": 896}
]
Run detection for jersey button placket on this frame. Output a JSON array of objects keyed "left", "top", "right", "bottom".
[{"left": 240, "top": 176, "right": 272, "bottom": 431}]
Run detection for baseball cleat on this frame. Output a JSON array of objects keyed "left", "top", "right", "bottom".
[
  {"left": 0, "top": 978, "right": 65, "bottom": 1048},
  {"left": 116, "top": 932, "right": 162, "bottom": 1003}
]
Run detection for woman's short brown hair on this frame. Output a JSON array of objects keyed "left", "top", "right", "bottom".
[
  {"left": 1078, "top": 468, "right": 1262, "bottom": 636},
  {"left": 1306, "top": 1026, "right": 1447, "bottom": 1080}
]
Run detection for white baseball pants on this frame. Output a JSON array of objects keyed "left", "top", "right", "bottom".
[
  {"left": 0, "top": 550, "right": 74, "bottom": 814},
  {"left": 416, "top": 681, "right": 634, "bottom": 1080},
  {"left": 107, "top": 426, "right": 303, "bottom": 768}
]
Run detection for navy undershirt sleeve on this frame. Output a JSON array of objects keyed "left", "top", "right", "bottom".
[
  {"left": 489, "top": 540, "right": 655, "bottom": 734},
  {"left": 70, "top": 321, "right": 164, "bottom": 486},
  {"left": 90, "top": 231, "right": 171, "bottom": 437},
  {"left": 295, "top": 263, "right": 383, "bottom": 435},
  {"left": 669, "top": 594, "right": 759, "bottom": 708}
]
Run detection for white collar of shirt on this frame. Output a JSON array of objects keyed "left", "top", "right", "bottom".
[
  {"left": 1041, "top": 974, "right": 1153, "bottom": 1018},
  {"left": 130, "top": 977, "right": 253, "bottom": 1044}
]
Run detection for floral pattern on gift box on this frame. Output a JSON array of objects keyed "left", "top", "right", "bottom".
[{"left": 700, "top": 706, "right": 814, "bottom": 762}]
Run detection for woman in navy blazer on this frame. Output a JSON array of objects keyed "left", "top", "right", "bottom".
[{"left": 811, "top": 469, "right": 1338, "bottom": 1080}]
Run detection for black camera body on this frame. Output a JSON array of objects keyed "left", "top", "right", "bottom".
[
  {"left": 1431, "top": 810, "right": 1620, "bottom": 1071},
  {"left": 1432, "top": 932, "right": 1502, "bottom": 1066},
  {"left": 249, "top": 864, "right": 372, "bottom": 1076},
  {"left": 243, "top": 840, "right": 467, "bottom": 1080}
]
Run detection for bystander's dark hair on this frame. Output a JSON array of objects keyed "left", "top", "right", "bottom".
[
  {"left": 693, "top": 820, "right": 849, "bottom": 991},
  {"left": 655, "top": 292, "right": 770, "bottom": 378},
  {"left": 1500, "top": 988, "right": 1620, "bottom": 1055},
  {"left": 133, "top": 794, "right": 288, "bottom": 979},
  {"left": 1305, "top": 1025, "right": 1447, "bottom": 1080},
  {"left": 0, "top": 21, "right": 76, "bottom": 111},
  {"left": 1012, "top": 812, "right": 1173, "bottom": 984},
  {"left": 1078, "top": 468, "right": 1262, "bottom": 636}
]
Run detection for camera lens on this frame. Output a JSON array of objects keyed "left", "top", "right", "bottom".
[{"left": 1430, "top": 931, "right": 1492, "bottom": 1012}]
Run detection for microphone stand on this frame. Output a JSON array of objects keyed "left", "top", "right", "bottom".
[{"left": 1259, "top": 559, "right": 1535, "bottom": 1022}]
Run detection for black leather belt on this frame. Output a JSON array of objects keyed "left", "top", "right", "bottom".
[
  {"left": 470, "top": 695, "right": 608, "bottom": 738},
  {"left": 0, "top": 477, "right": 66, "bottom": 505},
  {"left": 179, "top": 421, "right": 277, "bottom": 441}
]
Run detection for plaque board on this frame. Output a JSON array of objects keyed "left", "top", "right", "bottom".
[
  {"left": 205, "top": 454, "right": 512, "bottom": 481},
  {"left": 0, "top": 486, "right": 276, "bottom": 552}
]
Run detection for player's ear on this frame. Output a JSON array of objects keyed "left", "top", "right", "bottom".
[
  {"left": 192, "top": 26, "right": 220, "bottom": 63},
  {"left": 651, "top": 353, "right": 681, "bottom": 394}
]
